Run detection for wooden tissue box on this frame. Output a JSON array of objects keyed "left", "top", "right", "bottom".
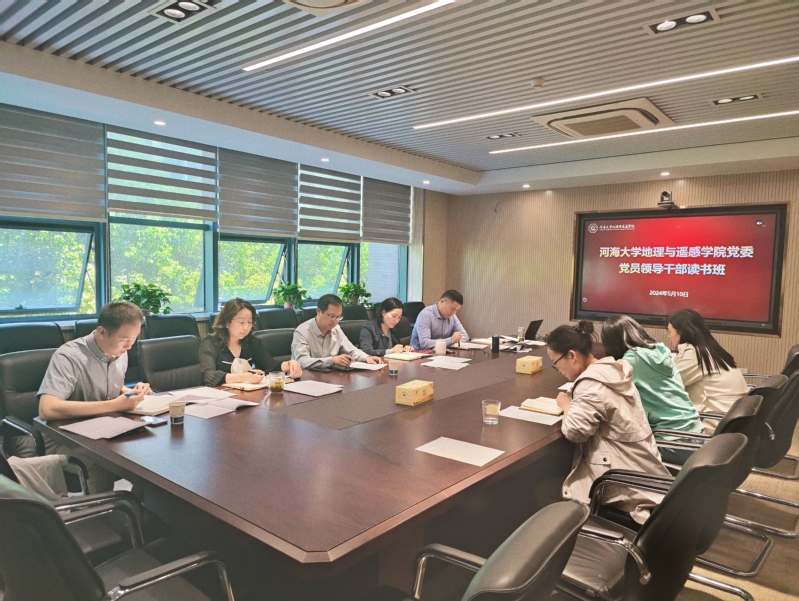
[
  {"left": 396, "top": 380, "right": 434, "bottom": 406},
  {"left": 516, "top": 356, "right": 543, "bottom": 374}
]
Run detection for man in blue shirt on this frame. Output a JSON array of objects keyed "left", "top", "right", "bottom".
[{"left": 410, "top": 290, "right": 470, "bottom": 350}]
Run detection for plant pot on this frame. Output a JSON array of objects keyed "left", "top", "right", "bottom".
[
  {"left": 351, "top": 296, "right": 360, "bottom": 305},
  {"left": 284, "top": 302, "right": 293, "bottom": 309}
]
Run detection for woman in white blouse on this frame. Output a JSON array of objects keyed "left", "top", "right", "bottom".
[{"left": 667, "top": 309, "right": 748, "bottom": 432}]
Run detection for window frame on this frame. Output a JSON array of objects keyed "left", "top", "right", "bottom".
[
  {"left": 217, "top": 233, "right": 291, "bottom": 307},
  {"left": 296, "top": 240, "right": 359, "bottom": 304}
]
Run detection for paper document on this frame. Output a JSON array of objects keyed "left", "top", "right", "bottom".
[
  {"left": 422, "top": 360, "right": 469, "bottom": 370},
  {"left": 558, "top": 382, "right": 574, "bottom": 392},
  {"left": 521, "top": 397, "right": 563, "bottom": 416},
  {"left": 170, "top": 387, "right": 236, "bottom": 400},
  {"left": 471, "top": 338, "right": 492, "bottom": 345},
  {"left": 416, "top": 437, "right": 505, "bottom": 467},
  {"left": 451, "top": 342, "right": 488, "bottom": 350},
  {"left": 349, "top": 362, "right": 387, "bottom": 371},
  {"left": 283, "top": 380, "right": 344, "bottom": 397},
  {"left": 385, "top": 352, "right": 426, "bottom": 361},
  {"left": 209, "top": 398, "right": 259, "bottom": 410},
  {"left": 431, "top": 356, "right": 470, "bottom": 363},
  {"left": 526, "top": 340, "right": 546, "bottom": 347},
  {"left": 129, "top": 393, "right": 176, "bottom": 415},
  {"left": 185, "top": 404, "right": 234, "bottom": 419},
  {"left": 61, "top": 417, "right": 144, "bottom": 440},
  {"left": 499, "top": 406, "right": 562, "bottom": 426}
]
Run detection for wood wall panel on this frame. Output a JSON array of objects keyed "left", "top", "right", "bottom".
[
  {"left": 445, "top": 170, "right": 799, "bottom": 374},
  {"left": 423, "top": 191, "right": 450, "bottom": 305}
]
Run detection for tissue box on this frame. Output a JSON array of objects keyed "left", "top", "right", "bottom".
[
  {"left": 396, "top": 380, "right": 434, "bottom": 406},
  {"left": 516, "top": 356, "right": 543, "bottom": 374}
]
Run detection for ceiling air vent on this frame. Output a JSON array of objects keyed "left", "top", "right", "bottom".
[
  {"left": 531, "top": 98, "right": 674, "bottom": 138},
  {"left": 282, "top": 0, "right": 371, "bottom": 17}
]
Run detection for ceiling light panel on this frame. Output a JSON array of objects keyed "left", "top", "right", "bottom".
[
  {"left": 486, "top": 133, "right": 519, "bottom": 140},
  {"left": 645, "top": 9, "right": 717, "bottom": 36},
  {"left": 152, "top": 0, "right": 221, "bottom": 24},
  {"left": 371, "top": 85, "right": 416, "bottom": 99},
  {"left": 711, "top": 93, "right": 762, "bottom": 106}
]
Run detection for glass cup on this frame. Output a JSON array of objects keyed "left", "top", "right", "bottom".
[
  {"left": 518, "top": 326, "right": 526, "bottom": 343},
  {"left": 482, "top": 399, "right": 501, "bottom": 425},
  {"left": 268, "top": 371, "right": 285, "bottom": 393},
  {"left": 169, "top": 401, "right": 186, "bottom": 426},
  {"left": 388, "top": 360, "right": 400, "bottom": 376}
]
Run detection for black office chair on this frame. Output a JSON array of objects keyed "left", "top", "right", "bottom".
[
  {"left": 301, "top": 307, "right": 317, "bottom": 323},
  {"left": 258, "top": 308, "right": 299, "bottom": 330},
  {"left": 402, "top": 302, "right": 425, "bottom": 324},
  {"left": 557, "top": 433, "right": 750, "bottom": 601},
  {"left": 0, "top": 322, "right": 63, "bottom": 355},
  {"left": 208, "top": 312, "right": 220, "bottom": 328},
  {"left": 393, "top": 316, "right": 413, "bottom": 346},
  {"left": 376, "top": 501, "right": 589, "bottom": 601},
  {"left": 144, "top": 314, "right": 200, "bottom": 340},
  {"left": 252, "top": 329, "right": 294, "bottom": 364},
  {"left": 74, "top": 319, "right": 98, "bottom": 339},
  {"left": 339, "top": 320, "right": 368, "bottom": 348},
  {"left": 342, "top": 304, "right": 368, "bottom": 321},
  {"left": 0, "top": 475, "right": 235, "bottom": 601},
  {"left": 138, "top": 336, "right": 202, "bottom": 393}
]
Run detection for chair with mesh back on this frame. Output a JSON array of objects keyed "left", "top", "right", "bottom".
[{"left": 0, "top": 322, "right": 63, "bottom": 355}]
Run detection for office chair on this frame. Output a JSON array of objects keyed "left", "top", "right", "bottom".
[
  {"left": 252, "top": 329, "right": 294, "bottom": 364},
  {"left": 74, "top": 319, "right": 98, "bottom": 339},
  {"left": 393, "top": 316, "right": 413, "bottom": 346},
  {"left": 745, "top": 343, "right": 799, "bottom": 380},
  {"left": 557, "top": 433, "right": 751, "bottom": 601},
  {"left": 339, "top": 320, "right": 368, "bottom": 348},
  {"left": 342, "top": 304, "right": 368, "bottom": 321},
  {"left": 375, "top": 501, "right": 589, "bottom": 601},
  {"left": 402, "top": 302, "right": 425, "bottom": 324},
  {"left": 258, "top": 308, "right": 299, "bottom": 330},
  {"left": 301, "top": 307, "right": 317, "bottom": 323},
  {"left": 144, "top": 313, "right": 200, "bottom": 340},
  {"left": 138, "top": 336, "right": 202, "bottom": 393},
  {"left": 208, "top": 312, "right": 220, "bottom": 328},
  {"left": 0, "top": 322, "right": 63, "bottom": 355},
  {"left": 0, "top": 475, "right": 235, "bottom": 601}
]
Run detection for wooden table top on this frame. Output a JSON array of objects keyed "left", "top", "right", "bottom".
[{"left": 36, "top": 347, "right": 571, "bottom": 571}]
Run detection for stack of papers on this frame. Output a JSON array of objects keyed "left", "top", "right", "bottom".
[
  {"left": 385, "top": 352, "right": 427, "bottom": 361},
  {"left": 416, "top": 437, "right": 505, "bottom": 466},
  {"left": 422, "top": 356, "right": 471, "bottom": 370},
  {"left": 184, "top": 398, "right": 258, "bottom": 419},
  {"left": 349, "top": 362, "right": 387, "bottom": 371},
  {"left": 170, "top": 387, "right": 236, "bottom": 404},
  {"left": 283, "top": 380, "right": 344, "bottom": 397},
  {"left": 498, "top": 406, "right": 562, "bottom": 426},
  {"left": 450, "top": 342, "right": 488, "bottom": 350},
  {"left": 526, "top": 340, "right": 546, "bottom": 347},
  {"left": 61, "top": 417, "right": 144, "bottom": 440},
  {"left": 521, "top": 397, "right": 563, "bottom": 416}
]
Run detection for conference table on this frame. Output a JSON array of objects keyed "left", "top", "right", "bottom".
[{"left": 36, "top": 346, "right": 574, "bottom": 601}]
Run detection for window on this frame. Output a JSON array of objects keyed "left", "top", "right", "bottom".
[
  {"left": 360, "top": 242, "right": 406, "bottom": 303},
  {"left": 297, "top": 242, "right": 350, "bottom": 300},
  {"left": 219, "top": 237, "right": 286, "bottom": 304},
  {"left": 0, "top": 222, "right": 98, "bottom": 317}
]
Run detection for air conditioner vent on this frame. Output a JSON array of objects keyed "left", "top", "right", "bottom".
[
  {"left": 283, "top": 0, "right": 370, "bottom": 16},
  {"left": 531, "top": 98, "right": 673, "bottom": 138}
]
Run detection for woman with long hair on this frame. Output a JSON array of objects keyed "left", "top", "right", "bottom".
[
  {"left": 199, "top": 298, "right": 301, "bottom": 387},
  {"left": 359, "top": 298, "right": 414, "bottom": 356},
  {"left": 548, "top": 321, "right": 669, "bottom": 523}
]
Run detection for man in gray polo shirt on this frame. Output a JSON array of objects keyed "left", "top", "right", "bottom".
[
  {"left": 38, "top": 301, "right": 151, "bottom": 493},
  {"left": 292, "top": 294, "right": 381, "bottom": 370}
]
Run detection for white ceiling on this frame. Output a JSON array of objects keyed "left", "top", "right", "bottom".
[{"left": 1, "top": 0, "right": 798, "bottom": 195}]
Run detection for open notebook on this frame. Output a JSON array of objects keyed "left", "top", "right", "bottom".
[
  {"left": 384, "top": 352, "right": 427, "bottom": 361},
  {"left": 520, "top": 397, "right": 563, "bottom": 416}
]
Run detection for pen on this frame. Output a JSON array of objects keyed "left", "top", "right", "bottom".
[{"left": 124, "top": 392, "right": 138, "bottom": 397}]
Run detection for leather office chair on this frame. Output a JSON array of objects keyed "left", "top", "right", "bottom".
[
  {"left": 557, "top": 433, "right": 749, "bottom": 601},
  {"left": 342, "top": 304, "right": 368, "bottom": 321},
  {"left": 138, "top": 336, "right": 202, "bottom": 393},
  {"left": 0, "top": 475, "right": 235, "bottom": 601},
  {"left": 258, "top": 308, "right": 299, "bottom": 330},
  {"left": 144, "top": 313, "right": 200, "bottom": 340},
  {"left": 339, "top": 320, "right": 368, "bottom": 348},
  {"left": 393, "top": 316, "right": 413, "bottom": 346},
  {"left": 301, "top": 307, "right": 317, "bottom": 323},
  {"left": 743, "top": 343, "right": 799, "bottom": 382},
  {"left": 402, "top": 302, "right": 425, "bottom": 324},
  {"left": 252, "top": 329, "right": 293, "bottom": 364},
  {"left": 208, "top": 312, "right": 220, "bottom": 328},
  {"left": 74, "top": 319, "right": 98, "bottom": 339},
  {"left": 377, "top": 501, "right": 589, "bottom": 601},
  {"left": 0, "top": 322, "right": 63, "bottom": 355}
]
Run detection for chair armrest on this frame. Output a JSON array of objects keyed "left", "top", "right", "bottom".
[
  {"left": 656, "top": 440, "right": 703, "bottom": 451},
  {"left": 743, "top": 374, "right": 770, "bottom": 380},
  {"left": 698, "top": 412, "right": 725, "bottom": 421},
  {"left": 2, "top": 416, "right": 45, "bottom": 456},
  {"left": 60, "top": 498, "right": 143, "bottom": 548},
  {"left": 654, "top": 429, "right": 711, "bottom": 440},
  {"left": 600, "top": 469, "right": 675, "bottom": 485},
  {"left": 412, "top": 544, "right": 486, "bottom": 599},
  {"left": 577, "top": 528, "right": 651, "bottom": 584},
  {"left": 63, "top": 457, "right": 89, "bottom": 494}
]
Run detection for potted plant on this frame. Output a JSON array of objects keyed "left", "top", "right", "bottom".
[
  {"left": 119, "top": 282, "right": 173, "bottom": 316},
  {"left": 338, "top": 283, "right": 371, "bottom": 306},
  {"left": 274, "top": 283, "right": 308, "bottom": 309}
]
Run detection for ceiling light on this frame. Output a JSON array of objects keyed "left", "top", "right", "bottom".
[
  {"left": 488, "top": 135, "right": 501, "bottom": 140},
  {"left": 489, "top": 110, "right": 799, "bottom": 154},
  {"left": 164, "top": 8, "right": 185, "bottom": 18},
  {"left": 647, "top": 10, "right": 715, "bottom": 35},
  {"left": 178, "top": 1, "right": 200, "bottom": 10},
  {"left": 717, "top": 98, "right": 733, "bottom": 103},
  {"left": 413, "top": 55, "right": 799, "bottom": 130},
  {"left": 656, "top": 20, "right": 677, "bottom": 31},
  {"left": 154, "top": 120, "right": 166, "bottom": 126},
  {"left": 686, "top": 14, "right": 707, "bottom": 23},
  {"left": 522, "top": 184, "right": 530, "bottom": 188},
  {"left": 423, "top": 180, "right": 430, "bottom": 184},
  {"left": 243, "top": 0, "right": 456, "bottom": 71},
  {"left": 739, "top": 95, "right": 756, "bottom": 101},
  {"left": 391, "top": 88, "right": 407, "bottom": 94},
  {"left": 376, "top": 91, "right": 391, "bottom": 98},
  {"left": 371, "top": 85, "right": 416, "bottom": 99},
  {"left": 321, "top": 158, "right": 330, "bottom": 162},
  {"left": 661, "top": 172, "right": 670, "bottom": 176},
  {"left": 712, "top": 94, "right": 760, "bottom": 106},
  {"left": 486, "top": 132, "right": 520, "bottom": 140}
]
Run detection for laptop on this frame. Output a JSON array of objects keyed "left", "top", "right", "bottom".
[{"left": 524, "top": 319, "right": 544, "bottom": 341}]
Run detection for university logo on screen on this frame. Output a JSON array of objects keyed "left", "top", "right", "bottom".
[{"left": 587, "top": 223, "right": 634, "bottom": 233}]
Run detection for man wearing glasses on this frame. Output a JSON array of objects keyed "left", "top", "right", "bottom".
[
  {"left": 410, "top": 290, "right": 470, "bottom": 350},
  {"left": 292, "top": 294, "right": 380, "bottom": 370}
]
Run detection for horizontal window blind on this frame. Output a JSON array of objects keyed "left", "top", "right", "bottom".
[
  {"left": 298, "top": 165, "right": 361, "bottom": 242},
  {"left": 106, "top": 127, "right": 216, "bottom": 221},
  {"left": 0, "top": 104, "right": 106, "bottom": 221},
  {"left": 361, "top": 178, "right": 412, "bottom": 244},
  {"left": 218, "top": 149, "right": 298, "bottom": 237}
]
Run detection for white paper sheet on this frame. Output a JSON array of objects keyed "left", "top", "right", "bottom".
[
  {"left": 416, "top": 437, "right": 505, "bottom": 467},
  {"left": 210, "top": 398, "right": 259, "bottom": 410},
  {"left": 431, "top": 356, "right": 471, "bottom": 363},
  {"left": 283, "top": 381, "right": 344, "bottom": 397},
  {"left": 526, "top": 340, "right": 546, "bottom": 347},
  {"left": 384, "top": 352, "right": 426, "bottom": 361},
  {"left": 451, "top": 342, "right": 488, "bottom": 350},
  {"left": 133, "top": 394, "right": 176, "bottom": 412},
  {"left": 558, "top": 382, "right": 574, "bottom": 392},
  {"left": 499, "top": 406, "right": 563, "bottom": 426},
  {"left": 61, "top": 417, "right": 144, "bottom": 440},
  {"left": 422, "top": 361, "right": 469, "bottom": 370},
  {"left": 170, "top": 387, "right": 236, "bottom": 400},
  {"left": 184, "top": 404, "right": 234, "bottom": 419},
  {"left": 349, "top": 362, "right": 387, "bottom": 371}
]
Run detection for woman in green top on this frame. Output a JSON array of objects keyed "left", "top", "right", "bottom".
[{"left": 601, "top": 315, "right": 702, "bottom": 464}]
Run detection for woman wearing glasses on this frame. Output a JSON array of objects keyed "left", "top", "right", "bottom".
[
  {"left": 359, "top": 298, "right": 415, "bottom": 356},
  {"left": 547, "top": 321, "right": 668, "bottom": 523},
  {"left": 199, "top": 298, "right": 302, "bottom": 387}
]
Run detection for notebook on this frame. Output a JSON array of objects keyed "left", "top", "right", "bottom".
[
  {"left": 384, "top": 352, "right": 427, "bottom": 361},
  {"left": 128, "top": 394, "right": 176, "bottom": 416},
  {"left": 520, "top": 397, "right": 563, "bottom": 416}
]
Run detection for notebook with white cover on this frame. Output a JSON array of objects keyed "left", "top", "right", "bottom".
[
  {"left": 384, "top": 352, "right": 426, "bottom": 361},
  {"left": 520, "top": 397, "right": 563, "bottom": 416}
]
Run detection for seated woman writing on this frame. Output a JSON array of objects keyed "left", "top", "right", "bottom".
[
  {"left": 199, "top": 298, "right": 302, "bottom": 387},
  {"left": 547, "top": 321, "right": 669, "bottom": 523},
  {"left": 359, "top": 297, "right": 414, "bottom": 356}
]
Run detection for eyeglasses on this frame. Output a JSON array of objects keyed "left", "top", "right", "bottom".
[
  {"left": 230, "top": 320, "right": 253, "bottom": 327},
  {"left": 551, "top": 353, "right": 567, "bottom": 371},
  {"left": 323, "top": 312, "right": 343, "bottom": 321}
]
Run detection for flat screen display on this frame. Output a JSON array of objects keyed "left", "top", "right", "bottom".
[{"left": 572, "top": 204, "right": 787, "bottom": 334}]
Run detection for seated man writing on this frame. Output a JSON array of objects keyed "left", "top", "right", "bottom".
[
  {"left": 410, "top": 290, "right": 469, "bottom": 350},
  {"left": 291, "top": 294, "right": 381, "bottom": 370},
  {"left": 38, "top": 301, "right": 151, "bottom": 493}
]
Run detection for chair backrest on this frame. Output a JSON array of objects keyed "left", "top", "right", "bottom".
[
  {"left": 0, "top": 322, "right": 63, "bottom": 355},
  {"left": 301, "top": 307, "right": 316, "bottom": 323},
  {"left": 73, "top": 319, "right": 98, "bottom": 339},
  {"left": 258, "top": 308, "right": 298, "bottom": 330},
  {"left": 403, "top": 302, "right": 425, "bottom": 324},
  {"left": 629, "top": 433, "right": 746, "bottom": 601},
  {"left": 0, "top": 348, "right": 56, "bottom": 423},
  {"left": 782, "top": 343, "right": 799, "bottom": 377},
  {"left": 137, "top": 336, "right": 202, "bottom": 393},
  {"left": 394, "top": 316, "right": 413, "bottom": 342},
  {"left": 208, "top": 312, "right": 219, "bottom": 328},
  {"left": 713, "top": 394, "right": 764, "bottom": 489},
  {"left": 0, "top": 475, "right": 106, "bottom": 601},
  {"left": 144, "top": 313, "right": 200, "bottom": 340},
  {"left": 461, "top": 501, "right": 589, "bottom": 601},
  {"left": 757, "top": 371, "right": 799, "bottom": 468},
  {"left": 339, "top": 320, "right": 368, "bottom": 348},
  {"left": 252, "top": 329, "right": 294, "bottom": 364},
  {"left": 342, "top": 304, "right": 368, "bottom": 321}
]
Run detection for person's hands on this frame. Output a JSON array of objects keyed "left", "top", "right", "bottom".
[
  {"left": 287, "top": 360, "right": 303, "bottom": 378},
  {"left": 243, "top": 372, "right": 263, "bottom": 384},
  {"left": 130, "top": 382, "right": 152, "bottom": 396},
  {"left": 332, "top": 354, "right": 353, "bottom": 367},
  {"left": 115, "top": 392, "right": 144, "bottom": 412},
  {"left": 390, "top": 344, "right": 404, "bottom": 354},
  {"left": 451, "top": 332, "right": 463, "bottom": 344},
  {"left": 403, "top": 345, "right": 415, "bottom": 352},
  {"left": 555, "top": 392, "right": 571, "bottom": 412},
  {"left": 366, "top": 356, "right": 381, "bottom": 364}
]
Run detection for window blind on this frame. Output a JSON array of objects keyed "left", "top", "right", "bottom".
[
  {"left": 106, "top": 127, "right": 216, "bottom": 221},
  {"left": 298, "top": 165, "right": 361, "bottom": 242},
  {"left": 218, "top": 149, "right": 298, "bottom": 237},
  {"left": 361, "top": 178, "right": 412, "bottom": 244},
  {"left": 0, "top": 104, "right": 106, "bottom": 221}
]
